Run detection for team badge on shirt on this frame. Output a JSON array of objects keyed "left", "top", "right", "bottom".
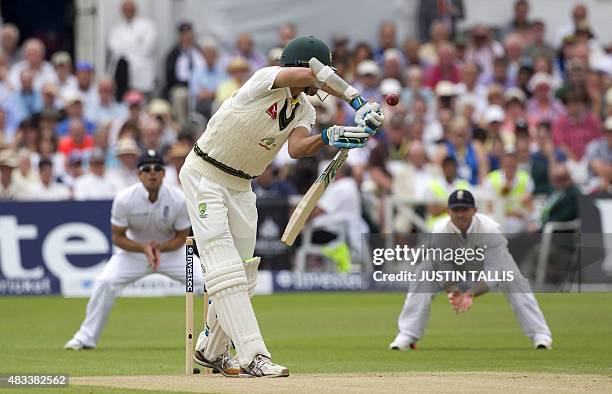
[
  {"left": 198, "top": 202, "right": 208, "bottom": 218},
  {"left": 258, "top": 137, "right": 277, "bottom": 150}
]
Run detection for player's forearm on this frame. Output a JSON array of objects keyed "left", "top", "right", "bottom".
[
  {"left": 112, "top": 235, "right": 147, "bottom": 254},
  {"left": 158, "top": 236, "right": 185, "bottom": 253},
  {"left": 320, "top": 84, "right": 358, "bottom": 103},
  {"left": 469, "top": 281, "right": 490, "bottom": 297},
  {"left": 309, "top": 59, "right": 361, "bottom": 104},
  {"left": 288, "top": 133, "right": 326, "bottom": 158}
]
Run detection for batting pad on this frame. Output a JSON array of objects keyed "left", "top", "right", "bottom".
[
  {"left": 201, "top": 242, "right": 269, "bottom": 366},
  {"left": 196, "top": 241, "right": 243, "bottom": 359},
  {"left": 244, "top": 257, "right": 260, "bottom": 298},
  {"left": 196, "top": 297, "right": 232, "bottom": 361}
]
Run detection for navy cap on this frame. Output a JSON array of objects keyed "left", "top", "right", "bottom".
[
  {"left": 137, "top": 149, "right": 164, "bottom": 168},
  {"left": 448, "top": 189, "right": 475, "bottom": 209}
]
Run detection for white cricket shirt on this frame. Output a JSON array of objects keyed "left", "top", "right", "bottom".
[
  {"left": 110, "top": 182, "right": 191, "bottom": 245},
  {"left": 184, "top": 66, "right": 317, "bottom": 191}
]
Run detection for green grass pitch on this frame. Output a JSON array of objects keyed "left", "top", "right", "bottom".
[{"left": 0, "top": 292, "right": 611, "bottom": 390}]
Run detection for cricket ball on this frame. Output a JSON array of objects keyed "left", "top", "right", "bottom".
[{"left": 386, "top": 93, "right": 399, "bottom": 106}]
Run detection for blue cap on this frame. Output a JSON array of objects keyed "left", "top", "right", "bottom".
[
  {"left": 76, "top": 61, "right": 94, "bottom": 72},
  {"left": 137, "top": 149, "right": 164, "bottom": 168},
  {"left": 448, "top": 189, "right": 475, "bottom": 209}
]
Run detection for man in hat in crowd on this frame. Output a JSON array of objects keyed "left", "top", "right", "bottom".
[
  {"left": 215, "top": 57, "right": 252, "bottom": 105},
  {"left": 0, "top": 149, "right": 31, "bottom": 200},
  {"left": 56, "top": 91, "right": 97, "bottom": 136},
  {"left": 51, "top": 51, "right": 77, "bottom": 97},
  {"left": 75, "top": 62, "right": 98, "bottom": 110},
  {"left": 108, "top": 137, "right": 141, "bottom": 191}
]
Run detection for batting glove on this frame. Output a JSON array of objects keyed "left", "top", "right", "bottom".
[
  {"left": 352, "top": 100, "right": 385, "bottom": 135},
  {"left": 322, "top": 125, "right": 369, "bottom": 149}
]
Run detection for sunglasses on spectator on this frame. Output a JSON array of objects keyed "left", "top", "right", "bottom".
[{"left": 139, "top": 164, "right": 164, "bottom": 173}]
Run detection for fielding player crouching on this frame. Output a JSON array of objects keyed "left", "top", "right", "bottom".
[
  {"left": 65, "top": 150, "right": 206, "bottom": 353},
  {"left": 389, "top": 189, "right": 553, "bottom": 351}
]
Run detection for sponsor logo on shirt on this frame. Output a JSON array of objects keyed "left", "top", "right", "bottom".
[
  {"left": 266, "top": 103, "right": 277, "bottom": 119},
  {"left": 198, "top": 202, "right": 208, "bottom": 218},
  {"left": 163, "top": 205, "right": 169, "bottom": 221},
  {"left": 258, "top": 137, "right": 277, "bottom": 151}
]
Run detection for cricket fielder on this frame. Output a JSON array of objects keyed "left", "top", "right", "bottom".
[
  {"left": 179, "top": 36, "right": 384, "bottom": 377},
  {"left": 65, "top": 150, "right": 205, "bottom": 350},
  {"left": 389, "top": 189, "right": 553, "bottom": 350}
]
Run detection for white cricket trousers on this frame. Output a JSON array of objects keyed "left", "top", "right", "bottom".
[
  {"left": 73, "top": 249, "right": 204, "bottom": 347},
  {"left": 179, "top": 165, "right": 269, "bottom": 366},
  {"left": 395, "top": 260, "right": 552, "bottom": 345}
]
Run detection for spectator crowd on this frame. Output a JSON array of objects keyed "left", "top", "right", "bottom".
[{"left": 0, "top": 0, "right": 611, "bottom": 236}]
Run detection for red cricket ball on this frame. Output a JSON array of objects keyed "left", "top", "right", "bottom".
[{"left": 386, "top": 94, "right": 399, "bottom": 106}]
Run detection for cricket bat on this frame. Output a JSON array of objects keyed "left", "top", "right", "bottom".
[{"left": 281, "top": 148, "right": 349, "bottom": 246}]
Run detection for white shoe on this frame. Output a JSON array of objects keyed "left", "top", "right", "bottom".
[
  {"left": 389, "top": 335, "right": 417, "bottom": 351},
  {"left": 534, "top": 338, "right": 552, "bottom": 350},
  {"left": 194, "top": 348, "right": 241, "bottom": 377},
  {"left": 64, "top": 338, "right": 94, "bottom": 350},
  {"left": 243, "top": 354, "right": 289, "bottom": 377}
]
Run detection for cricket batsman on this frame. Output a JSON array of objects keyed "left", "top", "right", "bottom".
[
  {"left": 179, "top": 36, "right": 384, "bottom": 377},
  {"left": 389, "top": 189, "right": 553, "bottom": 351}
]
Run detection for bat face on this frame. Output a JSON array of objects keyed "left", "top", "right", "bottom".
[
  {"left": 319, "top": 150, "right": 349, "bottom": 186},
  {"left": 281, "top": 149, "right": 349, "bottom": 246}
]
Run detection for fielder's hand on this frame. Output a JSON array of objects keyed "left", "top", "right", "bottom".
[
  {"left": 322, "top": 125, "right": 369, "bottom": 149},
  {"left": 144, "top": 241, "right": 161, "bottom": 272},
  {"left": 354, "top": 102, "right": 384, "bottom": 135},
  {"left": 447, "top": 291, "right": 473, "bottom": 313}
]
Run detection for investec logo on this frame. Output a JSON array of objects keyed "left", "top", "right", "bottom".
[{"left": 185, "top": 245, "right": 194, "bottom": 293}]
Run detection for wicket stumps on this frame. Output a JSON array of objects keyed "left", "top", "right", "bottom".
[{"left": 185, "top": 236, "right": 209, "bottom": 375}]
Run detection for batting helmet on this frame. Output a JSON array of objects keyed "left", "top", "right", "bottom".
[{"left": 279, "top": 36, "right": 332, "bottom": 68}]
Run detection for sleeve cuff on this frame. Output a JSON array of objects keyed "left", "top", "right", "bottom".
[
  {"left": 349, "top": 96, "right": 367, "bottom": 111},
  {"left": 110, "top": 219, "right": 128, "bottom": 228}
]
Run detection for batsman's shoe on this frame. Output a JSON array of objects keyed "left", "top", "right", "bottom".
[
  {"left": 389, "top": 335, "right": 417, "bottom": 351},
  {"left": 243, "top": 354, "right": 289, "bottom": 378},
  {"left": 193, "top": 349, "right": 240, "bottom": 377},
  {"left": 64, "top": 338, "right": 94, "bottom": 350}
]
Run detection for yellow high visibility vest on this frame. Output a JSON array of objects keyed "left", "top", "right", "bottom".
[
  {"left": 426, "top": 178, "right": 470, "bottom": 229},
  {"left": 486, "top": 169, "right": 530, "bottom": 213}
]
